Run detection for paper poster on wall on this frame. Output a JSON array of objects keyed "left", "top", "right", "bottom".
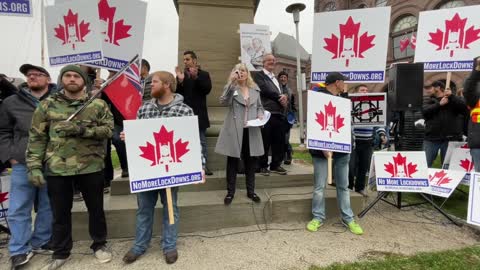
[{"left": 239, "top": 23, "right": 272, "bottom": 71}]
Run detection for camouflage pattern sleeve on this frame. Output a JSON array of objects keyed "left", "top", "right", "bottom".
[
  {"left": 81, "top": 99, "right": 114, "bottom": 140},
  {"left": 26, "top": 101, "right": 50, "bottom": 171}
]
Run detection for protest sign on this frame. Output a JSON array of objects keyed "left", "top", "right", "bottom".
[
  {"left": 373, "top": 151, "right": 429, "bottom": 193},
  {"left": 449, "top": 147, "right": 475, "bottom": 185},
  {"left": 414, "top": 5, "right": 480, "bottom": 72},
  {"left": 0, "top": 0, "right": 32, "bottom": 16},
  {"left": 0, "top": 175, "right": 10, "bottom": 227},
  {"left": 45, "top": 0, "right": 103, "bottom": 66},
  {"left": 239, "top": 23, "right": 271, "bottom": 71},
  {"left": 349, "top": 93, "right": 386, "bottom": 127},
  {"left": 425, "top": 168, "right": 465, "bottom": 198},
  {"left": 442, "top": 141, "right": 468, "bottom": 169},
  {"left": 311, "top": 7, "right": 391, "bottom": 83},
  {"left": 467, "top": 173, "right": 480, "bottom": 227},
  {"left": 306, "top": 91, "right": 352, "bottom": 153},
  {"left": 124, "top": 116, "right": 203, "bottom": 193}
]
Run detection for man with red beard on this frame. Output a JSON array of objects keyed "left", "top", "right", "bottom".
[{"left": 122, "top": 71, "right": 205, "bottom": 265}]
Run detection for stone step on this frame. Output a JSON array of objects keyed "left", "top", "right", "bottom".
[
  {"left": 71, "top": 186, "right": 365, "bottom": 240},
  {"left": 110, "top": 163, "right": 313, "bottom": 195}
]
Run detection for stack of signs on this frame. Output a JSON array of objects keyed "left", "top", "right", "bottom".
[
  {"left": 467, "top": 173, "right": 480, "bottom": 227},
  {"left": 349, "top": 93, "right": 387, "bottom": 127},
  {"left": 0, "top": 174, "right": 10, "bottom": 227},
  {"left": 311, "top": 6, "right": 391, "bottom": 83},
  {"left": 46, "top": 0, "right": 147, "bottom": 73},
  {"left": 426, "top": 169, "right": 465, "bottom": 198},
  {"left": 239, "top": 24, "right": 272, "bottom": 71},
  {"left": 0, "top": 0, "right": 32, "bottom": 16},
  {"left": 414, "top": 5, "right": 480, "bottom": 72},
  {"left": 443, "top": 142, "right": 474, "bottom": 185},
  {"left": 306, "top": 91, "right": 352, "bottom": 153},
  {"left": 368, "top": 152, "right": 429, "bottom": 193},
  {"left": 124, "top": 116, "right": 203, "bottom": 193}
]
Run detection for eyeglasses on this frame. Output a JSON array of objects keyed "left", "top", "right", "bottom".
[{"left": 26, "top": 72, "right": 48, "bottom": 78}]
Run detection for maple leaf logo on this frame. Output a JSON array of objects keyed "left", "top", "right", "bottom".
[
  {"left": 324, "top": 16, "right": 375, "bottom": 67},
  {"left": 410, "top": 34, "right": 416, "bottom": 49},
  {"left": 428, "top": 13, "right": 480, "bottom": 57},
  {"left": 315, "top": 101, "right": 345, "bottom": 138},
  {"left": 428, "top": 170, "right": 452, "bottom": 186},
  {"left": 460, "top": 158, "right": 474, "bottom": 172},
  {"left": 139, "top": 126, "right": 190, "bottom": 172},
  {"left": 461, "top": 143, "right": 469, "bottom": 149},
  {"left": 399, "top": 36, "right": 410, "bottom": 52},
  {"left": 98, "top": 0, "right": 132, "bottom": 46},
  {"left": 0, "top": 192, "right": 8, "bottom": 204},
  {"left": 384, "top": 153, "right": 418, "bottom": 178},
  {"left": 54, "top": 9, "right": 91, "bottom": 50}
]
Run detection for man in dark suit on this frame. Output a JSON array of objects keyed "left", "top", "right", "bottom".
[
  {"left": 253, "top": 54, "right": 289, "bottom": 175},
  {"left": 175, "top": 51, "right": 213, "bottom": 175}
]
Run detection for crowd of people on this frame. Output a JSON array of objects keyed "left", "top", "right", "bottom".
[{"left": 0, "top": 53, "right": 479, "bottom": 270}]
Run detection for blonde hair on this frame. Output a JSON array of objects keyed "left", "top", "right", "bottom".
[
  {"left": 151, "top": 71, "right": 176, "bottom": 92},
  {"left": 227, "top": 63, "right": 257, "bottom": 89}
]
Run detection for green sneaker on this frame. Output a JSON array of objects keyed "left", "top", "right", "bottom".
[
  {"left": 344, "top": 220, "right": 364, "bottom": 235},
  {"left": 306, "top": 219, "right": 323, "bottom": 232}
]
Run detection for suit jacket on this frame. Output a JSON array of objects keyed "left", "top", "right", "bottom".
[
  {"left": 252, "top": 71, "right": 285, "bottom": 115},
  {"left": 176, "top": 69, "right": 212, "bottom": 130}
]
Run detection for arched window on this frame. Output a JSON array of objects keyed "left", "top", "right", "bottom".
[
  {"left": 437, "top": 0, "right": 465, "bottom": 9},
  {"left": 375, "top": 0, "right": 388, "bottom": 7},
  {"left": 392, "top": 15, "right": 418, "bottom": 60},
  {"left": 358, "top": 4, "right": 367, "bottom": 8},
  {"left": 324, "top": 1, "right": 336, "bottom": 12}
]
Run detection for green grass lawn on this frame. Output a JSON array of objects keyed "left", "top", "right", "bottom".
[
  {"left": 310, "top": 245, "right": 480, "bottom": 270},
  {"left": 111, "top": 149, "right": 120, "bottom": 169}
]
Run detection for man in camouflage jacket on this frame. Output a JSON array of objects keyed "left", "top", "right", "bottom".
[{"left": 26, "top": 65, "right": 114, "bottom": 270}]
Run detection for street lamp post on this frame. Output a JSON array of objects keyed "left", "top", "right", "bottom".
[{"left": 286, "top": 3, "right": 306, "bottom": 147}]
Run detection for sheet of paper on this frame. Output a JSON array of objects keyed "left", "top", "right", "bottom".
[{"left": 246, "top": 110, "right": 271, "bottom": 127}]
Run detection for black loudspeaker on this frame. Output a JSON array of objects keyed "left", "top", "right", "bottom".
[{"left": 388, "top": 63, "right": 424, "bottom": 111}]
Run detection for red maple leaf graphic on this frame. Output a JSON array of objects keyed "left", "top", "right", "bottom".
[
  {"left": 139, "top": 126, "right": 189, "bottom": 172},
  {"left": 98, "top": 0, "right": 132, "bottom": 46},
  {"left": 461, "top": 143, "right": 469, "bottom": 149},
  {"left": 0, "top": 192, "right": 8, "bottom": 204},
  {"left": 428, "top": 13, "right": 480, "bottom": 57},
  {"left": 460, "top": 158, "right": 474, "bottom": 172},
  {"left": 324, "top": 16, "right": 375, "bottom": 67},
  {"left": 399, "top": 36, "right": 410, "bottom": 52},
  {"left": 428, "top": 170, "right": 452, "bottom": 186},
  {"left": 54, "top": 9, "right": 91, "bottom": 50},
  {"left": 384, "top": 153, "right": 418, "bottom": 178},
  {"left": 410, "top": 34, "right": 416, "bottom": 49},
  {"left": 315, "top": 101, "right": 345, "bottom": 138}
]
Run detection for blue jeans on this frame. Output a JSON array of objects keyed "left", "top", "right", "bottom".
[
  {"left": 312, "top": 154, "right": 354, "bottom": 223},
  {"left": 8, "top": 163, "right": 52, "bottom": 255},
  {"left": 423, "top": 140, "right": 449, "bottom": 168},
  {"left": 471, "top": 148, "right": 480, "bottom": 172},
  {"left": 199, "top": 129, "right": 208, "bottom": 163},
  {"left": 130, "top": 187, "right": 179, "bottom": 255}
]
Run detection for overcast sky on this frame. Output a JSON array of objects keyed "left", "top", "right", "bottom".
[{"left": 0, "top": 0, "right": 313, "bottom": 80}]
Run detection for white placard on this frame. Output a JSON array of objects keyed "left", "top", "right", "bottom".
[
  {"left": 45, "top": 0, "right": 103, "bottom": 66},
  {"left": 414, "top": 5, "right": 480, "bottom": 72},
  {"left": 449, "top": 147, "right": 475, "bottom": 186},
  {"left": 373, "top": 151, "right": 429, "bottom": 193},
  {"left": 467, "top": 173, "right": 480, "bottom": 226},
  {"left": 349, "top": 93, "right": 387, "bottom": 127},
  {"left": 442, "top": 141, "right": 468, "bottom": 169},
  {"left": 87, "top": 0, "right": 147, "bottom": 73},
  {"left": 239, "top": 23, "right": 272, "bottom": 71},
  {"left": 425, "top": 169, "right": 465, "bottom": 198},
  {"left": 306, "top": 91, "right": 352, "bottom": 153},
  {"left": 0, "top": 175, "right": 10, "bottom": 226},
  {"left": 0, "top": 0, "right": 32, "bottom": 16},
  {"left": 311, "top": 7, "right": 391, "bottom": 83},
  {"left": 124, "top": 116, "right": 203, "bottom": 193}
]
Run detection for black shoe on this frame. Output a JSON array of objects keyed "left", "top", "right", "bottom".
[
  {"left": 247, "top": 193, "right": 261, "bottom": 203},
  {"left": 224, "top": 194, "right": 234, "bottom": 205},
  {"left": 270, "top": 166, "right": 287, "bottom": 175},
  {"left": 121, "top": 169, "right": 129, "bottom": 178},
  {"left": 284, "top": 159, "right": 292, "bottom": 165},
  {"left": 259, "top": 168, "right": 270, "bottom": 176},
  {"left": 205, "top": 167, "right": 213, "bottom": 176},
  {"left": 164, "top": 250, "right": 178, "bottom": 264},
  {"left": 10, "top": 252, "right": 33, "bottom": 269}
]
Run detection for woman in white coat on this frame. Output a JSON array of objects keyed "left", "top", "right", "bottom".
[{"left": 215, "top": 63, "right": 265, "bottom": 205}]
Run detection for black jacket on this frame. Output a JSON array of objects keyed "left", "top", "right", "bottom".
[
  {"left": 0, "top": 83, "right": 56, "bottom": 164},
  {"left": 422, "top": 93, "right": 468, "bottom": 141},
  {"left": 464, "top": 57, "right": 480, "bottom": 148},
  {"left": 0, "top": 75, "right": 18, "bottom": 103},
  {"left": 176, "top": 69, "right": 212, "bottom": 130},
  {"left": 253, "top": 71, "right": 285, "bottom": 115}
]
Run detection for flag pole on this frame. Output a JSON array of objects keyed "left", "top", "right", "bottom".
[
  {"left": 66, "top": 54, "right": 139, "bottom": 121},
  {"left": 41, "top": 0, "right": 45, "bottom": 66}
]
